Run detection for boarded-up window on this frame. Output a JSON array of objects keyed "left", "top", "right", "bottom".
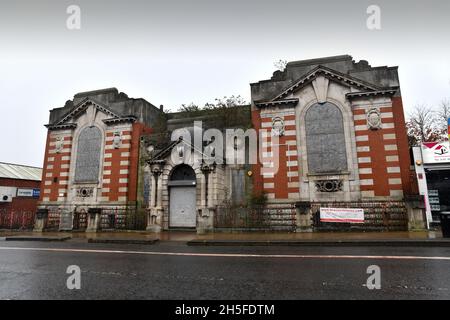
[
  {"left": 305, "top": 102, "right": 347, "bottom": 174},
  {"left": 75, "top": 126, "right": 102, "bottom": 182},
  {"left": 231, "top": 169, "right": 245, "bottom": 205}
]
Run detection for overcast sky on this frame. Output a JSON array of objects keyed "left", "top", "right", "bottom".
[{"left": 1, "top": 0, "right": 449, "bottom": 167}]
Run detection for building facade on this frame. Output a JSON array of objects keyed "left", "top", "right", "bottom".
[
  {"left": 36, "top": 88, "right": 163, "bottom": 231},
  {"left": 250, "top": 55, "right": 419, "bottom": 230},
  {"left": 0, "top": 162, "right": 42, "bottom": 229},
  {"left": 413, "top": 141, "right": 450, "bottom": 227},
  {"left": 35, "top": 55, "right": 423, "bottom": 233}
]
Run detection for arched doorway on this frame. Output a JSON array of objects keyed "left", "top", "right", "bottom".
[{"left": 168, "top": 165, "right": 197, "bottom": 228}]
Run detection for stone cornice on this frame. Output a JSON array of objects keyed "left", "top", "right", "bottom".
[
  {"left": 346, "top": 89, "right": 398, "bottom": 99},
  {"left": 254, "top": 98, "right": 299, "bottom": 108},
  {"left": 103, "top": 116, "right": 137, "bottom": 125},
  {"left": 44, "top": 123, "right": 77, "bottom": 130}
]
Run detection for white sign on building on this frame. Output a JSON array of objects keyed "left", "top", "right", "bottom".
[
  {"left": 320, "top": 207, "right": 365, "bottom": 224},
  {"left": 421, "top": 141, "right": 450, "bottom": 164}
]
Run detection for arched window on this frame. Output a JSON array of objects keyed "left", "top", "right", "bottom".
[
  {"left": 305, "top": 102, "right": 347, "bottom": 174},
  {"left": 75, "top": 126, "right": 102, "bottom": 182},
  {"left": 170, "top": 164, "right": 196, "bottom": 181}
]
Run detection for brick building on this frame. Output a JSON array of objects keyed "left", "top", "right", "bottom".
[
  {"left": 250, "top": 55, "right": 419, "bottom": 231},
  {"left": 0, "top": 162, "right": 42, "bottom": 229},
  {"left": 36, "top": 88, "right": 164, "bottom": 231},
  {"left": 35, "top": 56, "right": 423, "bottom": 233}
]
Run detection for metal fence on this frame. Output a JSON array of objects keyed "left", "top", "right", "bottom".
[
  {"left": 214, "top": 205, "right": 297, "bottom": 231},
  {"left": 0, "top": 209, "right": 35, "bottom": 230},
  {"left": 45, "top": 207, "right": 61, "bottom": 230},
  {"left": 311, "top": 201, "right": 408, "bottom": 231},
  {"left": 73, "top": 209, "right": 88, "bottom": 230},
  {"left": 99, "top": 208, "right": 147, "bottom": 231}
]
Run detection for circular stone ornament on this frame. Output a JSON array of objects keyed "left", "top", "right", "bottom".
[
  {"left": 271, "top": 117, "right": 285, "bottom": 137},
  {"left": 367, "top": 107, "right": 382, "bottom": 130}
]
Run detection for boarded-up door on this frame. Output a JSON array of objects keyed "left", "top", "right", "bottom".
[{"left": 169, "top": 186, "right": 196, "bottom": 228}]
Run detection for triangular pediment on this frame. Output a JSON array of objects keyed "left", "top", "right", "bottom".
[
  {"left": 55, "top": 97, "right": 122, "bottom": 125},
  {"left": 271, "top": 65, "right": 382, "bottom": 102}
]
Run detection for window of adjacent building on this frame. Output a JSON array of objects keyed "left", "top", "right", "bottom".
[
  {"left": 74, "top": 126, "right": 102, "bottom": 183},
  {"left": 305, "top": 102, "right": 348, "bottom": 174}
]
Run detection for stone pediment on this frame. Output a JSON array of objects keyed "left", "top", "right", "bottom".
[
  {"left": 271, "top": 65, "right": 383, "bottom": 102},
  {"left": 46, "top": 97, "right": 136, "bottom": 129},
  {"left": 254, "top": 65, "right": 396, "bottom": 108}
]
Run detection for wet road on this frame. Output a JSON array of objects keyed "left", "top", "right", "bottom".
[{"left": 1, "top": 240, "right": 450, "bottom": 299}]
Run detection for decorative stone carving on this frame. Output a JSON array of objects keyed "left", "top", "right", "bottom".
[
  {"left": 312, "top": 76, "right": 330, "bottom": 104},
  {"left": 55, "top": 137, "right": 64, "bottom": 154},
  {"left": 315, "top": 180, "right": 343, "bottom": 193},
  {"left": 200, "top": 162, "right": 216, "bottom": 174},
  {"left": 147, "top": 145, "right": 155, "bottom": 157},
  {"left": 367, "top": 107, "right": 382, "bottom": 130},
  {"left": 271, "top": 117, "right": 285, "bottom": 137},
  {"left": 112, "top": 132, "right": 121, "bottom": 149},
  {"left": 203, "top": 140, "right": 216, "bottom": 158},
  {"left": 76, "top": 187, "right": 94, "bottom": 198},
  {"left": 177, "top": 145, "right": 184, "bottom": 158}
]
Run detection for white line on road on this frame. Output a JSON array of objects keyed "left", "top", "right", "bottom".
[{"left": 1, "top": 246, "right": 450, "bottom": 261}]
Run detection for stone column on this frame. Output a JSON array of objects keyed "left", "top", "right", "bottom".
[
  {"left": 33, "top": 209, "right": 48, "bottom": 232},
  {"left": 405, "top": 195, "right": 427, "bottom": 230},
  {"left": 156, "top": 172, "right": 163, "bottom": 208},
  {"left": 86, "top": 208, "right": 101, "bottom": 232},
  {"left": 147, "top": 164, "right": 163, "bottom": 232},
  {"left": 207, "top": 172, "right": 213, "bottom": 208},
  {"left": 198, "top": 163, "right": 215, "bottom": 234},
  {"left": 200, "top": 173, "right": 206, "bottom": 207},
  {"left": 295, "top": 202, "right": 313, "bottom": 232},
  {"left": 150, "top": 174, "right": 156, "bottom": 208}
]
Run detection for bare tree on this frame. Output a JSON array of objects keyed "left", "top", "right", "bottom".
[
  {"left": 406, "top": 104, "right": 440, "bottom": 145},
  {"left": 437, "top": 99, "right": 450, "bottom": 124}
]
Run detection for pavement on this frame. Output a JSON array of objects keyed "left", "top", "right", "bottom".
[
  {"left": 1, "top": 240, "right": 450, "bottom": 299},
  {"left": 0, "top": 230, "right": 446, "bottom": 246}
]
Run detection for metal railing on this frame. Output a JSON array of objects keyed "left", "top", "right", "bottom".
[
  {"left": 99, "top": 208, "right": 147, "bottom": 231},
  {"left": 0, "top": 209, "right": 35, "bottom": 230},
  {"left": 214, "top": 205, "right": 296, "bottom": 231},
  {"left": 311, "top": 201, "right": 408, "bottom": 231}
]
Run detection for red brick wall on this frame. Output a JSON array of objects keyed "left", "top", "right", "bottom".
[
  {"left": 102, "top": 130, "right": 132, "bottom": 202},
  {"left": 102, "top": 122, "right": 152, "bottom": 203},
  {"left": 38, "top": 132, "right": 51, "bottom": 202},
  {"left": 392, "top": 96, "right": 417, "bottom": 195},
  {"left": 251, "top": 109, "right": 263, "bottom": 196},
  {"left": 39, "top": 133, "right": 72, "bottom": 202},
  {"left": 252, "top": 109, "right": 299, "bottom": 200},
  {"left": 353, "top": 105, "right": 404, "bottom": 197},
  {"left": 0, "top": 178, "right": 41, "bottom": 214},
  {"left": 128, "top": 122, "right": 150, "bottom": 202}
]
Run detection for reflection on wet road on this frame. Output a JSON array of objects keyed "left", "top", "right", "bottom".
[{"left": 0, "top": 241, "right": 449, "bottom": 299}]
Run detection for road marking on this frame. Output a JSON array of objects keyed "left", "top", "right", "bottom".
[{"left": 1, "top": 246, "right": 450, "bottom": 261}]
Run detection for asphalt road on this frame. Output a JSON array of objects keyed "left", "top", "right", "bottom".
[{"left": 1, "top": 240, "right": 450, "bottom": 300}]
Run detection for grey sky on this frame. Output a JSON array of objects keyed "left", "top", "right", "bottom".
[{"left": 0, "top": 0, "right": 449, "bottom": 167}]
